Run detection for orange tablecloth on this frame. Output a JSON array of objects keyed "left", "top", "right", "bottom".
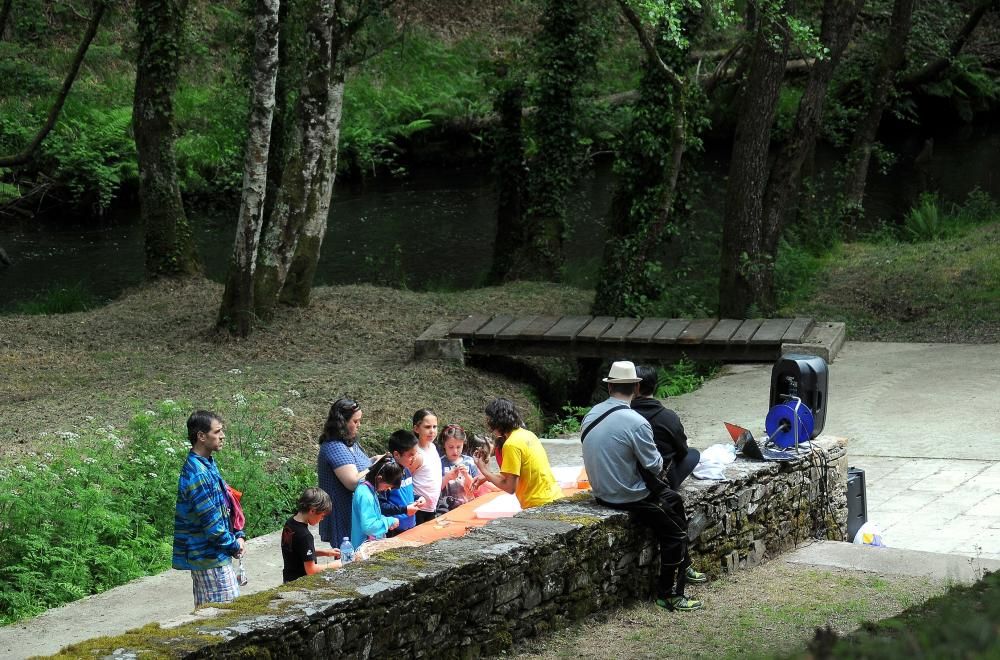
[{"left": 395, "top": 481, "right": 588, "bottom": 545}]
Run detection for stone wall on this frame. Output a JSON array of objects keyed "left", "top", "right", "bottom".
[{"left": 65, "top": 437, "right": 847, "bottom": 659}]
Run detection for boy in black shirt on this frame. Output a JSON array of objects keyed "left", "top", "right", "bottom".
[{"left": 281, "top": 487, "right": 341, "bottom": 582}]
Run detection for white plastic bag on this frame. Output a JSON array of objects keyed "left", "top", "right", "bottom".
[
  {"left": 852, "top": 521, "right": 885, "bottom": 547},
  {"left": 692, "top": 443, "right": 736, "bottom": 480}
]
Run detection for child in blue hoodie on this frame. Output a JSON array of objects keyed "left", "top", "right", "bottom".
[{"left": 350, "top": 455, "right": 403, "bottom": 549}]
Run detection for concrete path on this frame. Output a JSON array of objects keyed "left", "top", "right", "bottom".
[{"left": 2, "top": 341, "right": 998, "bottom": 658}]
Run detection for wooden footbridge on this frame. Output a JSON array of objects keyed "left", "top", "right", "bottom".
[{"left": 415, "top": 315, "right": 845, "bottom": 363}]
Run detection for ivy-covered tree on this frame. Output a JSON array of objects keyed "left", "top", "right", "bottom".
[
  {"left": 591, "top": 0, "right": 707, "bottom": 317},
  {"left": 133, "top": 0, "right": 200, "bottom": 278},
  {"left": 490, "top": 0, "right": 605, "bottom": 283}
]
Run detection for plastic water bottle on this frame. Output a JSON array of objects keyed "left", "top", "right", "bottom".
[
  {"left": 339, "top": 537, "right": 355, "bottom": 564},
  {"left": 236, "top": 559, "right": 248, "bottom": 586}
]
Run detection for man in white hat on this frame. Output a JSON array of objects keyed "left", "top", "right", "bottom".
[{"left": 580, "top": 360, "right": 706, "bottom": 612}]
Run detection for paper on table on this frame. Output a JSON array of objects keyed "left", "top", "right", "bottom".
[
  {"left": 474, "top": 493, "right": 522, "bottom": 519},
  {"left": 551, "top": 465, "right": 585, "bottom": 488}
]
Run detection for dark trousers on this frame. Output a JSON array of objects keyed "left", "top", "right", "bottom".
[
  {"left": 597, "top": 489, "right": 691, "bottom": 599},
  {"left": 415, "top": 510, "right": 437, "bottom": 525},
  {"left": 668, "top": 448, "right": 700, "bottom": 490}
]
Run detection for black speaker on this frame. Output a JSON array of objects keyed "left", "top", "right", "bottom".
[
  {"left": 769, "top": 354, "right": 828, "bottom": 438},
  {"left": 846, "top": 466, "right": 867, "bottom": 540}
]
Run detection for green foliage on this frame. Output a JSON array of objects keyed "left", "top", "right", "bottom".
[
  {"left": 0, "top": 397, "right": 313, "bottom": 625},
  {"left": 13, "top": 282, "right": 97, "bottom": 315},
  {"left": 902, "top": 193, "right": 948, "bottom": 241},
  {"left": 340, "top": 32, "right": 492, "bottom": 174},
  {"left": 655, "top": 358, "right": 716, "bottom": 397},
  {"left": 41, "top": 104, "right": 137, "bottom": 209},
  {"left": 174, "top": 84, "right": 247, "bottom": 194},
  {"left": 545, "top": 405, "right": 591, "bottom": 436}
]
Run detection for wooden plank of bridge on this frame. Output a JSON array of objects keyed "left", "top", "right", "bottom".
[
  {"left": 781, "top": 317, "right": 815, "bottom": 343},
  {"left": 449, "top": 314, "right": 492, "bottom": 339},
  {"left": 497, "top": 315, "right": 538, "bottom": 339},
  {"left": 652, "top": 319, "right": 691, "bottom": 344},
  {"left": 577, "top": 316, "right": 616, "bottom": 341},
  {"left": 750, "top": 318, "right": 793, "bottom": 345},
  {"left": 704, "top": 319, "right": 743, "bottom": 344},
  {"left": 520, "top": 315, "right": 562, "bottom": 340},
  {"left": 677, "top": 318, "right": 718, "bottom": 344},
  {"left": 473, "top": 315, "right": 515, "bottom": 339},
  {"left": 599, "top": 317, "right": 641, "bottom": 342},
  {"left": 627, "top": 318, "right": 667, "bottom": 343},
  {"left": 544, "top": 315, "right": 593, "bottom": 341},
  {"left": 730, "top": 319, "right": 764, "bottom": 344}
]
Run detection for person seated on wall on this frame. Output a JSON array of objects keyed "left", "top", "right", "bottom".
[
  {"left": 473, "top": 398, "right": 562, "bottom": 509},
  {"left": 632, "top": 365, "right": 701, "bottom": 490},
  {"left": 580, "top": 361, "right": 707, "bottom": 612}
]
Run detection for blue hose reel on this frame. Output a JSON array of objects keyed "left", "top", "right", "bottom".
[{"left": 764, "top": 398, "right": 815, "bottom": 450}]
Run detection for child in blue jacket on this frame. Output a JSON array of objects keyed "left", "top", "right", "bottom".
[{"left": 350, "top": 455, "right": 404, "bottom": 549}]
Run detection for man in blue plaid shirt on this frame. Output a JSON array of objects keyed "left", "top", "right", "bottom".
[{"left": 172, "top": 410, "right": 246, "bottom": 607}]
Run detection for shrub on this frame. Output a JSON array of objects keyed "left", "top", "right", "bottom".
[
  {"left": 655, "top": 359, "right": 716, "bottom": 398},
  {"left": 0, "top": 397, "right": 313, "bottom": 625}
]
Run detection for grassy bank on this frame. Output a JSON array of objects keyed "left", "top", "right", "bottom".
[
  {"left": 0, "top": 278, "right": 592, "bottom": 456},
  {"left": 779, "top": 221, "right": 1000, "bottom": 343}
]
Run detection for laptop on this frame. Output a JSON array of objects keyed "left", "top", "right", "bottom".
[{"left": 724, "top": 422, "right": 799, "bottom": 461}]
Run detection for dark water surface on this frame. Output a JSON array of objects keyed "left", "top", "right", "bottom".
[{"left": 2, "top": 122, "right": 999, "bottom": 310}]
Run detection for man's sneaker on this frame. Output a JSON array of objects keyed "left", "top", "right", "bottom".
[
  {"left": 685, "top": 566, "right": 708, "bottom": 583},
  {"left": 656, "top": 595, "right": 704, "bottom": 612}
]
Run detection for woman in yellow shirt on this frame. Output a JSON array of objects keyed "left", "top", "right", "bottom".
[{"left": 473, "top": 398, "right": 562, "bottom": 509}]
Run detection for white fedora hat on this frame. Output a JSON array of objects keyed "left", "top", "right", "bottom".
[{"left": 603, "top": 360, "right": 642, "bottom": 383}]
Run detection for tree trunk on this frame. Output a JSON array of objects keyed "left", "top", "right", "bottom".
[
  {"left": 757, "top": 0, "right": 863, "bottom": 306},
  {"left": 843, "top": 0, "right": 915, "bottom": 211},
  {"left": 718, "top": 4, "right": 790, "bottom": 318},
  {"left": 279, "top": 69, "right": 345, "bottom": 307},
  {"left": 217, "top": 0, "right": 280, "bottom": 336},
  {"left": 0, "top": 2, "right": 106, "bottom": 168},
  {"left": 0, "top": 0, "right": 13, "bottom": 41},
  {"left": 133, "top": 0, "right": 200, "bottom": 278},
  {"left": 487, "top": 71, "right": 528, "bottom": 285},
  {"left": 253, "top": 0, "right": 336, "bottom": 319}
]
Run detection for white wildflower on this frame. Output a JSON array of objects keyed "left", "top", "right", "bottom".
[
  {"left": 82, "top": 456, "right": 97, "bottom": 465},
  {"left": 286, "top": 389, "right": 301, "bottom": 398},
  {"left": 43, "top": 452, "right": 54, "bottom": 460},
  {"left": 162, "top": 399, "right": 175, "bottom": 406},
  {"left": 254, "top": 450, "right": 266, "bottom": 457},
  {"left": 144, "top": 410, "right": 156, "bottom": 417},
  {"left": 56, "top": 431, "right": 80, "bottom": 441},
  {"left": 278, "top": 457, "right": 290, "bottom": 464},
  {"left": 35, "top": 462, "right": 49, "bottom": 471},
  {"left": 165, "top": 446, "right": 177, "bottom": 455},
  {"left": 280, "top": 407, "right": 295, "bottom": 417},
  {"left": 84, "top": 415, "right": 95, "bottom": 422},
  {"left": 232, "top": 393, "right": 248, "bottom": 407},
  {"left": 0, "top": 469, "right": 10, "bottom": 480},
  {"left": 228, "top": 368, "right": 243, "bottom": 375},
  {"left": 65, "top": 467, "right": 80, "bottom": 477},
  {"left": 148, "top": 472, "right": 158, "bottom": 479},
  {"left": 114, "top": 439, "right": 126, "bottom": 450}
]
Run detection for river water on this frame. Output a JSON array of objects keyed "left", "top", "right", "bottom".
[{"left": 2, "top": 121, "right": 999, "bottom": 311}]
